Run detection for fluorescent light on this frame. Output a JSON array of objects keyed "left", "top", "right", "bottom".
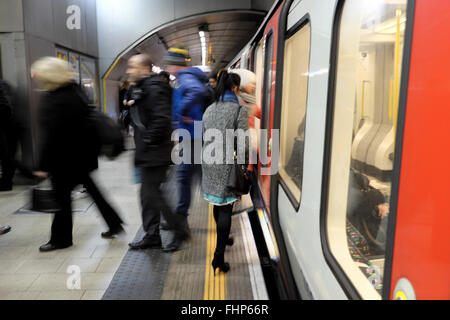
[{"left": 199, "top": 30, "right": 208, "bottom": 66}]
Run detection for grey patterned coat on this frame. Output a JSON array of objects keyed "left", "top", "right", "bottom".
[{"left": 202, "top": 93, "right": 249, "bottom": 200}]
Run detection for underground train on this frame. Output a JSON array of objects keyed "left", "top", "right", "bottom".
[{"left": 227, "top": 0, "right": 450, "bottom": 300}]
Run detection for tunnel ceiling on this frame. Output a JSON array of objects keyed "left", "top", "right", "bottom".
[{"left": 113, "top": 11, "right": 265, "bottom": 80}]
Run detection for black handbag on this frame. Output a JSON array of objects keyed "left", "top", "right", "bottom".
[
  {"left": 118, "top": 109, "right": 130, "bottom": 129},
  {"left": 226, "top": 105, "right": 251, "bottom": 196}
]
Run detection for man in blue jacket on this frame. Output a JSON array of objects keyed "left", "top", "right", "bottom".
[{"left": 164, "top": 48, "right": 208, "bottom": 231}]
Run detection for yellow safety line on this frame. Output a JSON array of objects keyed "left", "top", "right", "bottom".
[
  {"left": 204, "top": 204, "right": 227, "bottom": 300},
  {"left": 102, "top": 57, "right": 121, "bottom": 114}
]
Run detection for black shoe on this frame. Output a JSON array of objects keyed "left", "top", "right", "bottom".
[
  {"left": 212, "top": 253, "right": 230, "bottom": 275},
  {"left": 101, "top": 225, "right": 125, "bottom": 239},
  {"left": 39, "top": 242, "right": 72, "bottom": 252},
  {"left": 128, "top": 235, "right": 162, "bottom": 250},
  {"left": 0, "top": 225, "right": 11, "bottom": 236},
  {"left": 163, "top": 235, "right": 183, "bottom": 253}
]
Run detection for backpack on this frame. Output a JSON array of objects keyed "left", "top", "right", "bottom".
[
  {"left": 86, "top": 109, "right": 125, "bottom": 160},
  {"left": 74, "top": 86, "right": 124, "bottom": 160}
]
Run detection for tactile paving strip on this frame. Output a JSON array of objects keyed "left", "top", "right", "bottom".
[
  {"left": 161, "top": 172, "right": 209, "bottom": 300},
  {"left": 102, "top": 166, "right": 178, "bottom": 300},
  {"left": 102, "top": 228, "right": 173, "bottom": 300}
]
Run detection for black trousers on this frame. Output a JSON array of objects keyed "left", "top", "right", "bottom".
[
  {"left": 50, "top": 173, "right": 123, "bottom": 245},
  {"left": 213, "top": 204, "right": 233, "bottom": 256},
  {"left": 140, "top": 166, "right": 181, "bottom": 237},
  {"left": 0, "top": 130, "right": 18, "bottom": 186}
]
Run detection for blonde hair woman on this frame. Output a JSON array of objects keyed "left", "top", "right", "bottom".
[
  {"left": 31, "top": 57, "right": 75, "bottom": 91},
  {"left": 32, "top": 57, "right": 124, "bottom": 252}
]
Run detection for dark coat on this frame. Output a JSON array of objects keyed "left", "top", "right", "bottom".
[
  {"left": 0, "top": 80, "right": 13, "bottom": 130},
  {"left": 130, "top": 74, "right": 173, "bottom": 168},
  {"left": 37, "top": 83, "right": 98, "bottom": 177},
  {"left": 202, "top": 91, "right": 249, "bottom": 199}
]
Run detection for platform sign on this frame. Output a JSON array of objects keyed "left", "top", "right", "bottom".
[
  {"left": 69, "top": 53, "right": 80, "bottom": 84},
  {"left": 56, "top": 48, "right": 68, "bottom": 62}
]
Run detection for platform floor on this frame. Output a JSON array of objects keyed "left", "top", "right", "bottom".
[{"left": 0, "top": 151, "right": 267, "bottom": 300}]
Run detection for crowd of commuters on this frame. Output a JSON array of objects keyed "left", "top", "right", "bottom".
[{"left": 0, "top": 46, "right": 263, "bottom": 274}]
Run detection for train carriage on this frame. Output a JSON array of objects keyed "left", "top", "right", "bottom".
[{"left": 229, "top": 0, "right": 450, "bottom": 300}]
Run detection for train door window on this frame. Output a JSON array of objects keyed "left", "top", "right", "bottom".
[
  {"left": 279, "top": 22, "right": 311, "bottom": 204},
  {"left": 262, "top": 32, "right": 274, "bottom": 133},
  {"left": 255, "top": 40, "right": 264, "bottom": 131},
  {"left": 325, "top": 0, "right": 408, "bottom": 299}
]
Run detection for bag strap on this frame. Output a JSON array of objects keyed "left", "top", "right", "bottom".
[
  {"left": 232, "top": 105, "right": 241, "bottom": 131},
  {"left": 232, "top": 105, "right": 242, "bottom": 160}
]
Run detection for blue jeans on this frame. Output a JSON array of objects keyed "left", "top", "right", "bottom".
[{"left": 175, "top": 139, "right": 202, "bottom": 217}]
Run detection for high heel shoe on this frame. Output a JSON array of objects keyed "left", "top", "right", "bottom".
[
  {"left": 226, "top": 237, "right": 234, "bottom": 246},
  {"left": 212, "top": 254, "right": 230, "bottom": 275}
]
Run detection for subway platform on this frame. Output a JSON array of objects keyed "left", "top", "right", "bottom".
[{"left": 0, "top": 151, "right": 267, "bottom": 300}]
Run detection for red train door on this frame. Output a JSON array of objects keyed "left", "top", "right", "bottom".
[
  {"left": 389, "top": 0, "right": 450, "bottom": 300},
  {"left": 258, "top": 5, "right": 281, "bottom": 214}
]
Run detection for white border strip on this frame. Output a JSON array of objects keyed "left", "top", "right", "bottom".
[{"left": 239, "top": 211, "right": 269, "bottom": 300}]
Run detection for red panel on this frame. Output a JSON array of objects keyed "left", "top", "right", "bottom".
[
  {"left": 390, "top": 0, "right": 450, "bottom": 299},
  {"left": 258, "top": 5, "right": 281, "bottom": 214}
]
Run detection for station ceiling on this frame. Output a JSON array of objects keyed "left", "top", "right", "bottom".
[{"left": 112, "top": 11, "right": 265, "bottom": 80}]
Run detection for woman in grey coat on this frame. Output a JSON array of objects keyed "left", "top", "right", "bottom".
[{"left": 202, "top": 71, "right": 249, "bottom": 274}]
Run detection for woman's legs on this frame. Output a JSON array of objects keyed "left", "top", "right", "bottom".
[
  {"left": 83, "top": 174, "right": 123, "bottom": 231},
  {"left": 49, "top": 177, "right": 75, "bottom": 246},
  {"left": 213, "top": 204, "right": 233, "bottom": 256}
]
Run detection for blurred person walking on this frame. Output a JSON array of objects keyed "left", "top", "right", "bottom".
[
  {"left": 126, "top": 53, "right": 188, "bottom": 252},
  {"left": 31, "top": 57, "right": 125, "bottom": 252},
  {"left": 164, "top": 47, "right": 208, "bottom": 232},
  {"left": 202, "top": 71, "right": 249, "bottom": 274},
  {"left": 0, "top": 79, "right": 19, "bottom": 192}
]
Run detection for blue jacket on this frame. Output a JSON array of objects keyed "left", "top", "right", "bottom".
[{"left": 172, "top": 67, "right": 207, "bottom": 139}]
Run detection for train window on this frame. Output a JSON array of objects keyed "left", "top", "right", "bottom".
[
  {"left": 325, "top": 0, "right": 408, "bottom": 299},
  {"left": 262, "top": 32, "right": 274, "bottom": 133},
  {"left": 279, "top": 22, "right": 311, "bottom": 203},
  {"left": 255, "top": 41, "right": 264, "bottom": 114}
]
